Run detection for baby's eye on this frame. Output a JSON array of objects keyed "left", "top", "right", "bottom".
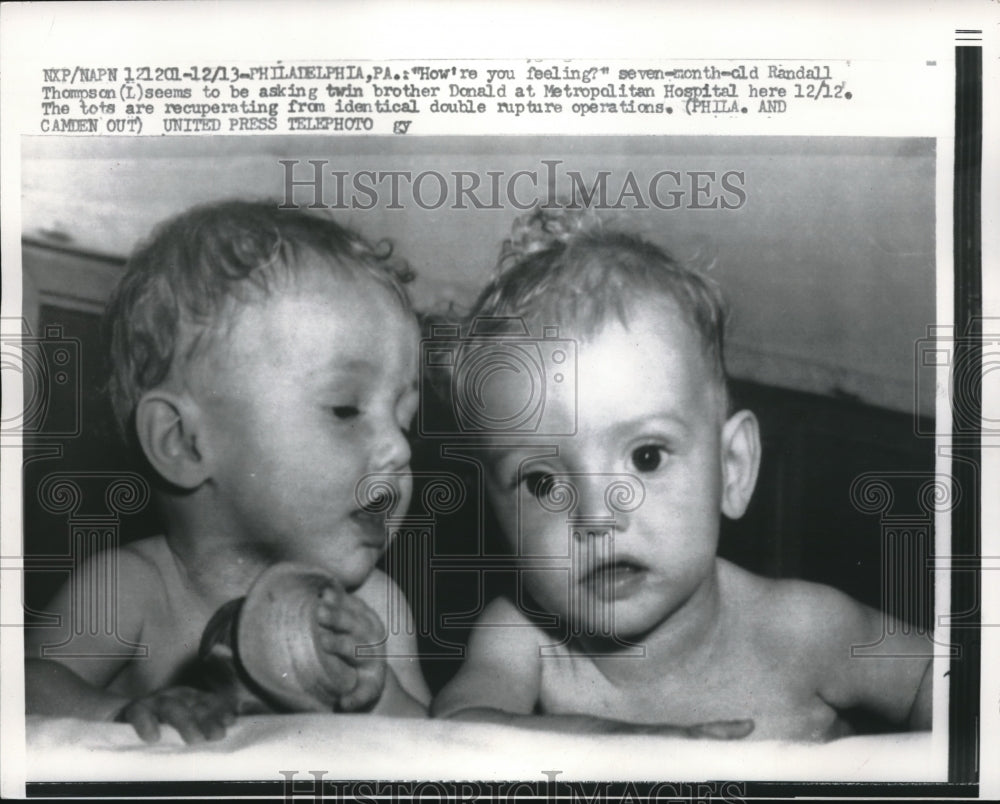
[
  {"left": 630, "top": 445, "right": 665, "bottom": 473},
  {"left": 332, "top": 405, "right": 360, "bottom": 419},
  {"left": 522, "top": 471, "right": 556, "bottom": 499}
]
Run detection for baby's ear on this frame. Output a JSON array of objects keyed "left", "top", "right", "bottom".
[
  {"left": 719, "top": 409, "right": 761, "bottom": 519},
  {"left": 135, "top": 389, "right": 211, "bottom": 490}
]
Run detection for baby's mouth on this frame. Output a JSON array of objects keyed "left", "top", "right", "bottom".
[
  {"left": 579, "top": 558, "right": 648, "bottom": 596},
  {"left": 350, "top": 493, "right": 392, "bottom": 538}
]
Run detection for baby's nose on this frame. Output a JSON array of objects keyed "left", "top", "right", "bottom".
[
  {"left": 371, "top": 422, "right": 412, "bottom": 472},
  {"left": 571, "top": 474, "right": 639, "bottom": 531}
]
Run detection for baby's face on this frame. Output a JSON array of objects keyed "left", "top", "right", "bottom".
[
  {"left": 190, "top": 258, "right": 419, "bottom": 589},
  {"left": 483, "top": 301, "right": 729, "bottom": 638}
]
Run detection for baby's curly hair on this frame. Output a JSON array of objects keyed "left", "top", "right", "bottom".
[
  {"left": 103, "top": 200, "right": 414, "bottom": 446},
  {"left": 469, "top": 206, "right": 730, "bottom": 407}
]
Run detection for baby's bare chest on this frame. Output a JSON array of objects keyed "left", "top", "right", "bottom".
[{"left": 537, "top": 641, "right": 846, "bottom": 741}]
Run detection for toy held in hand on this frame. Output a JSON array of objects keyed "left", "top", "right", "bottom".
[{"left": 236, "top": 562, "right": 387, "bottom": 713}]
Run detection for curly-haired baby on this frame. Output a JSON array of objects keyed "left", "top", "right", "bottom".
[
  {"left": 432, "top": 207, "right": 933, "bottom": 740},
  {"left": 25, "top": 201, "right": 430, "bottom": 742}
]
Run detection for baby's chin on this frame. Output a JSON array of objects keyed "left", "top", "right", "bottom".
[
  {"left": 313, "top": 547, "right": 382, "bottom": 592},
  {"left": 543, "top": 592, "right": 680, "bottom": 643}
]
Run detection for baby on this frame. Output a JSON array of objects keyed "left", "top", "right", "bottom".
[
  {"left": 25, "top": 201, "right": 430, "bottom": 742},
  {"left": 432, "top": 208, "right": 932, "bottom": 740}
]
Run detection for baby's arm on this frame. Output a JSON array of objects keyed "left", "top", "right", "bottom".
[
  {"left": 314, "top": 570, "right": 427, "bottom": 716},
  {"left": 354, "top": 569, "right": 430, "bottom": 716},
  {"left": 25, "top": 547, "right": 235, "bottom": 742},
  {"left": 25, "top": 547, "right": 153, "bottom": 722},
  {"left": 430, "top": 597, "right": 542, "bottom": 723},
  {"left": 794, "top": 582, "right": 933, "bottom": 729},
  {"left": 432, "top": 597, "right": 752, "bottom": 739}
]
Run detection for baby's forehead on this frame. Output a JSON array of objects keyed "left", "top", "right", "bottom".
[
  {"left": 535, "top": 296, "right": 702, "bottom": 356},
  {"left": 468, "top": 319, "right": 722, "bottom": 451},
  {"left": 186, "top": 269, "right": 417, "bottom": 379}
]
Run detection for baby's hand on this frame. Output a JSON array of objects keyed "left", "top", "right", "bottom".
[
  {"left": 314, "top": 582, "right": 387, "bottom": 711},
  {"left": 598, "top": 718, "right": 754, "bottom": 738},
  {"left": 655, "top": 719, "right": 755, "bottom": 739},
  {"left": 115, "top": 686, "right": 237, "bottom": 744}
]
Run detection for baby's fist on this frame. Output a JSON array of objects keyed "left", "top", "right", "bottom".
[
  {"left": 314, "top": 583, "right": 387, "bottom": 711},
  {"left": 233, "top": 563, "right": 390, "bottom": 713}
]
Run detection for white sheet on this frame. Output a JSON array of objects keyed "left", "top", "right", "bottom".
[{"left": 25, "top": 714, "right": 944, "bottom": 783}]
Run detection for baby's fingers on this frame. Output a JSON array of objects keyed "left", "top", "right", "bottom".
[
  {"left": 118, "top": 702, "right": 161, "bottom": 744},
  {"left": 316, "top": 598, "right": 374, "bottom": 634},
  {"left": 684, "top": 719, "right": 755, "bottom": 740},
  {"left": 158, "top": 697, "right": 213, "bottom": 744},
  {"left": 317, "top": 630, "right": 363, "bottom": 663},
  {"left": 192, "top": 697, "right": 237, "bottom": 741},
  {"left": 317, "top": 596, "right": 384, "bottom": 644},
  {"left": 312, "top": 648, "right": 359, "bottom": 697},
  {"left": 154, "top": 690, "right": 236, "bottom": 743},
  {"left": 337, "top": 660, "right": 385, "bottom": 712}
]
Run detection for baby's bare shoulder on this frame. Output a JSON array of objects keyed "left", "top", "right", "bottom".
[
  {"left": 353, "top": 567, "right": 418, "bottom": 614},
  {"left": 478, "top": 594, "right": 536, "bottom": 626},
  {"left": 113, "top": 536, "right": 174, "bottom": 604},
  {"left": 26, "top": 536, "right": 171, "bottom": 667},
  {"left": 720, "top": 560, "right": 878, "bottom": 647},
  {"left": 464, "top": 595, "right": 545, "bottom": 658},
  {"left": 119, "top": 534, "right": 170, "bottom": 565},
  {"left": 119, "top": 535, "right": 172, "bottom": 578}
]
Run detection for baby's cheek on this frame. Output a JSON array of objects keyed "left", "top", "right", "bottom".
[
  {"left": 494, "top": 504, "right": 523, "bottom": 546},
  {"left": 482, "top": 482, "right": 515, "bottom": 532},
  {"left": 521, "top": 508, "right": 569, "bottom": 550},
  {"left": 521, "top": 567, "right": 571, "bottom": 609}
]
